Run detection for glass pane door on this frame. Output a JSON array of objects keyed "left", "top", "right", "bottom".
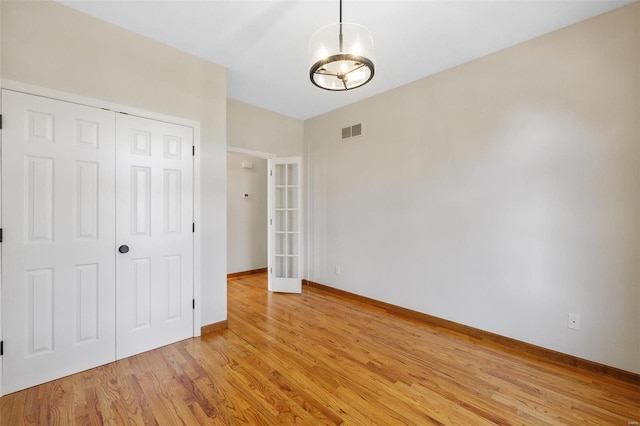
[{"left": 268, "top": 158, "right": 302, "bottom": 293}]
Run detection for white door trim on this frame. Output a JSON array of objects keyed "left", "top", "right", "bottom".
[
  {"left": 0, "top": 81, "right": 203, "bottom": 395},
  {"left": 227, "top": 145, "right": 277, "bottom": 160},
  {"left": 1, "top": 79, "right": 199, "bottom": 129}
]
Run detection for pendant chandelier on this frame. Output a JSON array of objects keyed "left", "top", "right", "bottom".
[{"left": 309, "top": 0, "right": 375, "bottom": 91}]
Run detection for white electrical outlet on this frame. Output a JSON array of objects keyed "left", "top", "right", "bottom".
[{"left": 568, "top": 314, "right": 581, "bottom": 330}]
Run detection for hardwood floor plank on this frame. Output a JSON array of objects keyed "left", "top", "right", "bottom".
[
  {"left": 126, "top": 372, "right": 160, "bottom": 426},
  {"left": 1, "top": 272, "right": 639, "bottom": 425},
  {"left": 1, "top": 387, "right": 26, "bottom": 424}
]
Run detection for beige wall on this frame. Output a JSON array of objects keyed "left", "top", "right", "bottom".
[
  {"left": 1, "top": 0, "right": 228, "bottom": 326},
  {"left": 305, "top": 4, "right": 640, "bottom": 373},
  {"left": 227, "top": 99, "right": 303, "bottom": 156},
  {"left": 227, "top": 153, "right": 268, "bottom": 274}
]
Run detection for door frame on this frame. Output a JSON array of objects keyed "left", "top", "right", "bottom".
[
  {"left": 227, "top": 146, "right": 276, "bottom": 161},
  {"left": 0, "top": 79, "right": 203, "bottom": 394}
]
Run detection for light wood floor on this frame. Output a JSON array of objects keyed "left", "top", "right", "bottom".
[{"left": 1, "top": 273, "right": 638, "bottom": 425}]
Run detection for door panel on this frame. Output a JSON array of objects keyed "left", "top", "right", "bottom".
[
  {"left": 115, "top": 114, "right": 193, "bottom": 359},
  {"left": 2, "top": 90, "right": 116, "bottom": 394},
  {"left": 268, "top": 157, "right": 302, "bottom": 293}
]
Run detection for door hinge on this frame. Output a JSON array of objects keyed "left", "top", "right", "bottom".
[
  {"left": 270, "top": 219, "right": 272, "bottom": 225},
  {"left": 0, "top": 114, "right": 3, "bottom": 130},
  {"left": 192, "top": 223, "right": 195, "bottom": 233},
  {"left": 270, "top": 170, "right": 273, "bottom": 176},
  {"left": 192, "top": 299, "right": 195, "bottom": 310},
  {"left": 0, "top": 228, "right": 3, "bottom": 243},
  {"left": 1, "top": 341, "right": 4, "bottom": 356},
  {"left": 270, "top": 268, "right": 272, "bottom": 274},
  {"left": 192, "top": 146, "right": 195, "bottom": 156}
]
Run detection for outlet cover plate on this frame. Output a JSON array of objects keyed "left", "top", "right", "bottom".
[{"left": 568, "top": 313, "right": 581, "bottom": 330}]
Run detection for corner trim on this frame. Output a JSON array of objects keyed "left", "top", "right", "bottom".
[
  {"left": 303, "top": 279, "right": 640, "bottom": 386},
  {"left": 200, "top": 320, "right": 228, "bottom": 336}
]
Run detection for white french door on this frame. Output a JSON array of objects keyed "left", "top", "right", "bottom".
[
  {"left": 1, "top": 91, "right": 117, "bottom": 394},
  {"left": 1, "top": 90, "right": 195, "bottom": 394},
  {"left": 268, "top": 157, "right": 302, "bottom": 293},
  {"left": 115, "top": 114, "right": 193, "bottom": 359}
]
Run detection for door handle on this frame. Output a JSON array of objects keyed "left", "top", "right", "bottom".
[{"left": 118, "top": 245, "right": 129, "bottom": 254}]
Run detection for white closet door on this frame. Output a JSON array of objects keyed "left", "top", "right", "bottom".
[
  {"left": 1, "top": 90, "right": 116, "bottom": 394},
  {"left": 268, "top": 157, "right": 302, "bottom": 293},
  {"left": 115, "top": 114, "right": 193, "bottom": 359}
]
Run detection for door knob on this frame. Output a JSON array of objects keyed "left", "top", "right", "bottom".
[{"left": 118, "top": 245, "right": 129, "bottom": 254}]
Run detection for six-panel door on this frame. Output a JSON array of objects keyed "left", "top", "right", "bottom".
[
  {"left": 1, "top": 91, "right": 117, "bottom": 394},
  {"left": 1, "top": 90, "right": 195, "bottom": 394},
  {"left": 115, "top": 114, "right": 194, "bottom": 359}
]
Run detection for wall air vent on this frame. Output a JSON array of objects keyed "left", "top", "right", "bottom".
[{"left": 341, "top": 123, "right": 363, "bottom": 140}]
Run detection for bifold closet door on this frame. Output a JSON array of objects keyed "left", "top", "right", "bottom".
[
  {"left": 1, "top": 91, "right": 195, "bottom": 394},
  {"left": 1, "top": 90, "right": 117, "bottom": 394},
  {"left": 115, "top": 114, "right": 194, "bottom": 359}
]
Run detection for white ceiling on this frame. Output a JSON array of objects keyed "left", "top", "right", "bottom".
[{"left": 59, "top": 0, "right": 633, "bottom": 120}]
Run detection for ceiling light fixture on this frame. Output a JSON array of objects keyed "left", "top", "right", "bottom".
[{"left": 309, "top": 0, "right": 375, "bottom": 91}]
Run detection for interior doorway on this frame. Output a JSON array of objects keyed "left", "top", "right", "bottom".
[{"left": 226, "top": 148, "right": 273, "bottom": 277}]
